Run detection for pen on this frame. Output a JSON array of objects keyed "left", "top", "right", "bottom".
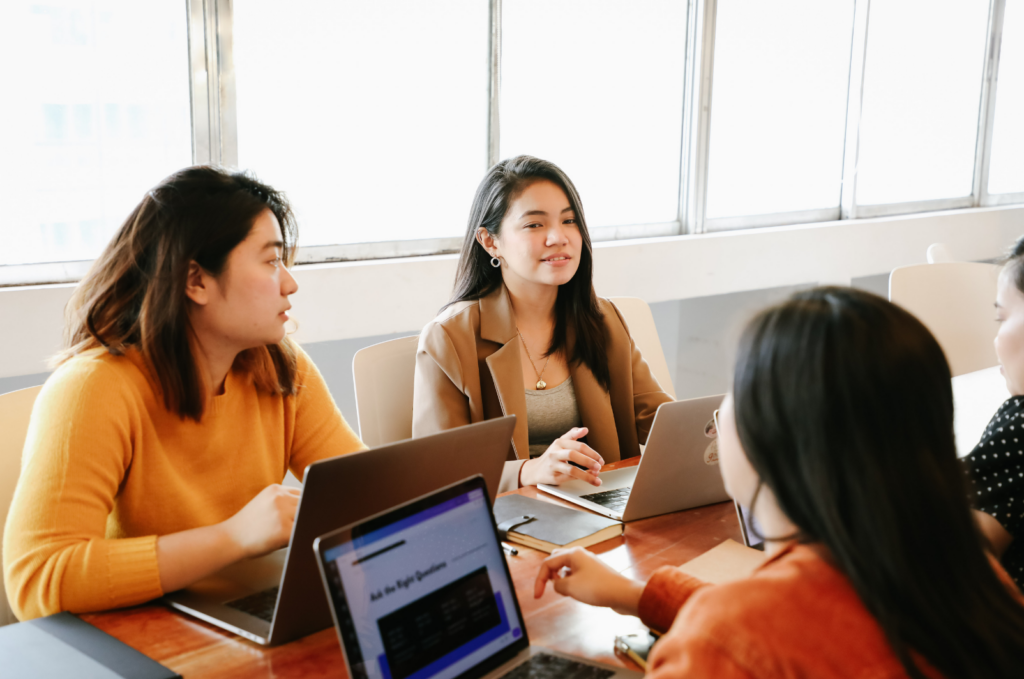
[{"left": 502, "top": 542, "right": 518, "bottom": 556}]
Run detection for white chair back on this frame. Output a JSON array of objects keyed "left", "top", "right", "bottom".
[
  {"left": 889, "top": 262, "right": 1001, "bottom": 377},
  {"left": 352, "top": 336, "right": 420, "bottom": 448},
  {"left": 0, "top": 385, "right": 42, "bottom": 626},
  {"left": 608, "top": 297, "right": 676, "bottom": 399}
]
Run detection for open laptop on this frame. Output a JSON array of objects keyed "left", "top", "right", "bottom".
[
  {"left": 313, "top": 475, "right": 642, "bottom": 679},
  {"left": 163, "top": 416, "right": 516, "bottom": 646},
  {"left": 538, "top": 395, "right": 727, "bottom": 522}
]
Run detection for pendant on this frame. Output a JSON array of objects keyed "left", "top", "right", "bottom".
[{"left": 536, "top": 380, "right": 547, "bottom": 390}]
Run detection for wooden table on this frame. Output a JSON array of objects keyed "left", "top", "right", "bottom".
[{"left": 82, "top": 459, "right": 743, "bottom": 678}]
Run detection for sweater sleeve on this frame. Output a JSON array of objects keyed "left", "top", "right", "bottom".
[
  {"left": 3, "top": 358, "right": 162, "bottom": 620},
  {"left": 638, "top": 566, "right": 711, "bottom": 634},
  {"left": 287, "top": 346, "right": 366, "bottom": 480}
]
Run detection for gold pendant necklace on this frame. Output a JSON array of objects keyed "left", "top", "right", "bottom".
[{"left": 517, "top": 329, "right": 551, "bottom": 390}]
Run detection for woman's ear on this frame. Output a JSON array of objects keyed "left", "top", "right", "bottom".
[
  {"left": 185, "top": 261, "right": 210, "bottom": 306},
  {"left": 475, "top": 227, "right": 499, "bottom": 258}
]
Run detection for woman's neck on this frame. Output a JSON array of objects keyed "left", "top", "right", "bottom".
[
  {"left": 191, "top": 337, "right": 239, "bottom": 396},
  {"left": 504, "top": 277, "right": 558, "bottom": 330}
]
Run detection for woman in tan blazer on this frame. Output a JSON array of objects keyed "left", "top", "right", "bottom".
[{"left": 413, "top": 156, "right": 673, "bottom": 492}]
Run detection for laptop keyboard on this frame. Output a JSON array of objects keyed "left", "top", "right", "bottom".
[
  {"left": 580, "top": 486, "right": 632, "bottom": 512},
  {"left": 500, "top": 653, "right": 614, "bottom": 679},
  {"left": 225, "top": 586, "right": 279, "bottom": 623}
]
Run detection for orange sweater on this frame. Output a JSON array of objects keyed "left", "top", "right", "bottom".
[
  {"left": 3, "top": 345, "right": 365, "bottom": 621},
  {"left": 637, "top": 543, "right": 1024, "bottom": 678}
]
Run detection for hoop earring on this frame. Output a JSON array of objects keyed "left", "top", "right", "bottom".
[{"left": 490, "top": 256, "right": 501, "bottom": 268}]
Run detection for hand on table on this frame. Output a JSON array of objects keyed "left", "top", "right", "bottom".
[
  {"left": 534, "top": 546, "right": 645, "bottom": 617},
  {"left": 520, "top": 427, "right": 604, "bottom": 487}
]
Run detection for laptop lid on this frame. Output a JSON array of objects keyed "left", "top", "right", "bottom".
[
  {"left": 268, "top": 416, "right": 517, "bottom": 645},
  {"left": 315, "top": 476, "right": 528, "bottom": 679},
  {"left": 167, "top": 416, "right": 516, "bottom": 646},
  {"left": 620, "top": 394, "right": 728, "bottom": 521}
]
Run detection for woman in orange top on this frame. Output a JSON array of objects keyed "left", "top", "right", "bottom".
[
  {"left": 535, "top": 287, "right": 1024, "bottom": 678},
  {"left": 4, "top": 167, "right": 364, "bottom": 619}
]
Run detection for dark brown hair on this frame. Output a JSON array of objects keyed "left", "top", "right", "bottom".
[
  {"left": 448, "top": 155, "right": 610, "bottom": 390},
  {"left": 733, "top": 286, "right": 1024, "bottom": 678},
  {"left": 1003, "top": 234, "right": 1024, "bottom": 293},
  {"left": 59, "top": 166, "right": 299, "bottom": 420}
]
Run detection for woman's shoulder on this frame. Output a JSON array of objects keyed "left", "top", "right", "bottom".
[
  {"left": 34, "top": 348, "right": 155, "bottom": 426},
  {"left": 673, "top": 545, "right": 894, "bottom": 669},
  {"left": 419, "top": 300, "right": 482, "bottom": 347},
  {"left": 46, "top": 348, "right": 153, "bottom": 398}
]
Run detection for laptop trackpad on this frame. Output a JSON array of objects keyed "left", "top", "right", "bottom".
[{"left": 183, "top": 548, "right": 287, "bottom": 603}]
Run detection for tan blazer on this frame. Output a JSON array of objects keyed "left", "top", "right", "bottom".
[{"left": 412, "top": 284, "right": 674, "bottom": 491}]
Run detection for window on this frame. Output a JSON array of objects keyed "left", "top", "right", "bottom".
[
  {"left": 988, "top": 0, "right": 1024, "bottom": 196},
  {"left": 704, "top": 0, "right": 854, "bottom": 225},
  {"left": 3, "top": 0, "right": 1024, "bottom": 284},
  {"left": 854, "top": 0, "right": 990, "bottom": 206},
  {"left": 233, "top": 0, "right": 489, "bottom": 249},
  {"left": 500, "top": 0, "right": 686, "bottom": 232},
  {"left": 0, "top": 0, "right": 191, "bottom": 268}
]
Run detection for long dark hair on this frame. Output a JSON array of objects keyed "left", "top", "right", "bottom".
[
  {"left": 1002, "top": 234, "right": 1024, "bottom": 293},
  {"left": 448, "top": 155, "right": 609, "bottom": 390},
  {"left": 733, "top": 286, "right": 1024, "bottom": 678},
  {"left": 59, "top": 166, "right": 299, "bottom": 421}
]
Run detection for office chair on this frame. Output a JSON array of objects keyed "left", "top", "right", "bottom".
[{"left": 0, "top": 385, "right": 43, "bottom": 625}]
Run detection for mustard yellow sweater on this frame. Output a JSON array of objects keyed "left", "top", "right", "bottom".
[{"left": 3, "top": 345, "right": 365, "bottom": 620}]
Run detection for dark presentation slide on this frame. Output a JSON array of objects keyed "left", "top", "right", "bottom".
[{"left": 377, "top": 567, "right": 505, "bottom": 679}]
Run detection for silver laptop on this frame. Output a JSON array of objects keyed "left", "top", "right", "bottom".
[
  {"left": 538, "top": 395, "right": 728, "bottom": 521},
  {"left": 163, "top": 416, "right": 516, "bottom": 646},
  {"left": 313, "top": 476, "right": 642, "bottom": 679}
]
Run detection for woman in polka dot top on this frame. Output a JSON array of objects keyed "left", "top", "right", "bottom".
[{"left": 966, "top": 236, "right": 1024, "bottom": 585}]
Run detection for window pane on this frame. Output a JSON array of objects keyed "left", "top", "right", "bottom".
[
  {"left": 989, "top": 0, "right": 1024, "bottom": 195},
  {"left": 500, "top": 0, "right": 686, "bottom": 228},
  {"left": 705, "top": 0, "right": 854, "bottom": 220},
  {"left": 234, "top": 1, "right": 489, "bottom": 247},
  {"left": 0, "top": 1, "right": 192, "bottom": 266},
  {"left": 856, "top": 0, "right": 989, "bottom": 206}
]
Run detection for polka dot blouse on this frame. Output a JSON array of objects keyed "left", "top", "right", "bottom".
[{"left": 964, "top": 396, "right": 1024, "bottom": 586}]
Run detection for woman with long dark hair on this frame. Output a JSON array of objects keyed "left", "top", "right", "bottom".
[
  {"left": 4, "top": 167, "right": 364, "bottom": 620},
  {"left": 412, "top": 156, "right": 673, "bottom": 491},
  {"left": 535, "top": 287, "right": 1024, "bottom": 678},
  {"left": 965, "top": 235, "right": 1024, "bottom": 585}
]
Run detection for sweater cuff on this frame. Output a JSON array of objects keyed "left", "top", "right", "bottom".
[
  {"left": 103, "top": 535, "right": 163, "bottom": 610},
  {"left": 639, "top": 566, "right": 709, "bottom": 634}
]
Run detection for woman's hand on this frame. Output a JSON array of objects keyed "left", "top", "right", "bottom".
[
  {"left": 534, "top": 547, "right": 645, "bottom": 617},
  {"left": 157, "top": 483, "right": 302, "bottom": 593},
  {"left": 222, "top": 484, "right": 302, "bottom": 558},
  {"left": 520, "top": 427, "right": 604, "bottom": 487}
]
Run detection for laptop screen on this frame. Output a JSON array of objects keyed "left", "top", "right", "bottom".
[{"left": 318, "top": 479, "right": 526, "bottom": 679}]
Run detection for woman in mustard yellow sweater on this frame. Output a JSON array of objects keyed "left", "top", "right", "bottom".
[{"left": 3, "top": 167, "right": 365, "bottom": 620}]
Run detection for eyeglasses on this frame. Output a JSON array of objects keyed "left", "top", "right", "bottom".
[{"left": 712, "top": 408, "right": 720, "bottom": 432}]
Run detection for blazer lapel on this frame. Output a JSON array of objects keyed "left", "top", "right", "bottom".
[
  {"left": 480, "top": 286, "right": 530, "bottom": 460},
  {"left": 571, "top": 361, "right": 621, "bottom": 463}
]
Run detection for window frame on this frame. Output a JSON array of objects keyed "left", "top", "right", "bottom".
[{"left": 2, "top": 0, "right": 1023, "bottom": 287}]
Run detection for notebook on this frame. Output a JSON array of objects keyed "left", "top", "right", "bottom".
[
  {"left": 313, "top": 476, "right": 642, "bottom": 679},
  {"left": 492, "top": 494, "right": 622, "bottom": 553}
]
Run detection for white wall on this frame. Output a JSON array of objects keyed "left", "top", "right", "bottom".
[{"left": 1, "top": 204, "right": 1021, "bottom": 384}]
